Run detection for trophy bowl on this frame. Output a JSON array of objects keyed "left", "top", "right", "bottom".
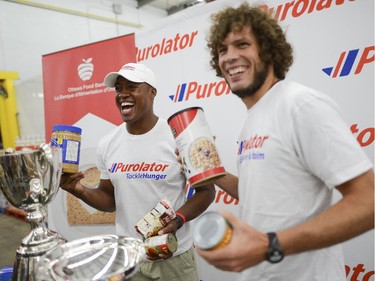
[
  {"left": 0, "top": 144, "right": 66, "bottom": 281},
  {"left": 37, "top": 235, "right": 146, "bottom": 281}
]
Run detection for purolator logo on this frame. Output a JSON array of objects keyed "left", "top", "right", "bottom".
[
  {"left": 351, "top": 124, "right": 374, "bottom": 147},
  {"left": 322, "top": 46, "right": 374, "bottom": 78},
  {"left": 136, "top": 31, "right": 199, "bottom": 62},
  {"left": 186, "top": 184, "right": 238, "bottom": 206},
  {"left": 169, "top": 80, "right": 231, "bottom": 102},
  {"left": 260, "top": 0, "right": 356, "bottom": 22},
  {"left": 108, "top": 161, "right": 169, "bottom": 173}
]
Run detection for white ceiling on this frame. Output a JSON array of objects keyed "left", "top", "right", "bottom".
[{"left": 137, "top": 0, "right": 204, "bottom": 15}]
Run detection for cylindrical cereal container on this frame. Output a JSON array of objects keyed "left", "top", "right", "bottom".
[
  {"left": 168, "top": 107, "right": 225, "bottom": 187},
  {"left": 51, "top": 125, "right": 82, "bottom": 173},
  {"left": 193, "top": 211, "right": 232, "bottom": 250}
]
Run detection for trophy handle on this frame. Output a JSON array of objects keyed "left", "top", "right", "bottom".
[{"left": 37, "top": 143, "right": 52, "bottom": 175}]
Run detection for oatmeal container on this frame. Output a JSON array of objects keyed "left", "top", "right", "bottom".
[
  {"left": 51, "top": 124, "right": 82, "bottom": 173},
  {"left": 193, "top": 211, "right": 232, "bottom": 250},
  {"left": 168, "top": 107, "right": 225, "bottom": 187}
]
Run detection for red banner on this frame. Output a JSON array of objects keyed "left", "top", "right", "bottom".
[{"left": 42, "top": 34, "right": 136, "bottom": 139}]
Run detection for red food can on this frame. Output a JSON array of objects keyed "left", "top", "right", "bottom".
[
  {"left": 144, "top": 233, "right": 178, "bottom": 257},
  {"left": 168, "top": 107, "right": 226, "bottom": 187}
]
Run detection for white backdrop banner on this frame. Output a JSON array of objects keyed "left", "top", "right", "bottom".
[
  {"left": 134, "top": 0, "right": 374, "bottom": 280},
  {"left": 46, "top": 0, "right": 374, "bottom": 280}
]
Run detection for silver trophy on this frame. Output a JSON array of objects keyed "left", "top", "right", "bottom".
[
  {"left": 0, "top": 144, "right": 66, "bottom": 281},
  {"left": 37, "top": 235, "right": 146, "bottom": 280}
]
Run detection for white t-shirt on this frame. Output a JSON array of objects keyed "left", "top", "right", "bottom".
[
  {"left": 237, "top": 81, "right": 372, "bottom": 281},
  {"left": 96, "top": 118, "right": 191, "bottom": 256}
]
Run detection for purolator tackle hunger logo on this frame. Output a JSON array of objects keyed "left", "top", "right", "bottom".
[{"left": 78, "top": 58, "right": 94, "bottom": 81}]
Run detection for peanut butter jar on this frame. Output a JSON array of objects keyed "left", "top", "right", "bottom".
[{"left": 51, "top": 125, "right": 82, "bottom": 173}]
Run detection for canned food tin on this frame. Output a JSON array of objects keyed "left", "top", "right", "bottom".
[
  {"left": 193, "top": 211, "right": 232, "bottom": 250},
  {"left": 135, "top": 199, "right": 176, "bottom": 239},
  {"left": 168, "top": 107, "right": 225, "bottom": 187},
  {"left": 51, "top": 125, "right": 82, "bottom": 173},
  {"left": 144, "top": 233, "right": 178, "bottom": 257}
]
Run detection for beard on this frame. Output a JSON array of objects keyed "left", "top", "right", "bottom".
[{"left": 230, "top": 62, "right": 269, "bottom": 99}]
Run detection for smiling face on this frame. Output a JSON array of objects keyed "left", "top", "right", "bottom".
[
  {"left": 218, "top": 26, "right": 274, "bottom": 105},
  {"left": 114, "top": 76, "right": 157, "bottom": 134}
]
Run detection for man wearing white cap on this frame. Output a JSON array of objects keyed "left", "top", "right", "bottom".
[{"left": 60, "top": 63, "right": 215, "bottom": 281}]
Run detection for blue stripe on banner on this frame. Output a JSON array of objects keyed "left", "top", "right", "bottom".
[{"left": 340, "top": 49, "right": 359, "bottom": 77}]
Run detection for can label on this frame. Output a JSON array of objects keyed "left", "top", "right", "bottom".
[
  {"left": 51, "top": 125, "right": 82, "bottom": 173},
  {"left": 168, "top": 107, "right": 225, "bottom": 187},
  {"left": 212, "top": 226, "right": 232, "bottom": 250},
  {"left": 51, "top": 138, "right": 80, "bottom": 164},
  {"left": 144, "top": 233, "right": 178, "bottom": 257},
  {"left": 135, "top": 199, "right": 176, "bottom": 239}
]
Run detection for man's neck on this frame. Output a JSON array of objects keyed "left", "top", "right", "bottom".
[
  {"left": 126, "top": 114, "right": 159, "bottom": 135},
  {"left": 242, "top": 70, "right": 279, "bottom": 110}
]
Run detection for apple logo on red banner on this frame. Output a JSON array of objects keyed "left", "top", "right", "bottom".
[{"left": 78, "top": 58, "right": 94, "bottom": 81}]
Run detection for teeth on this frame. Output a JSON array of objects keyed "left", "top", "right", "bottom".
[
  {"left": 121, "top": 101, "right": 134, "bottom": 107},
  {"left": 228, "top": 66, "right": 246, "bottom": 76}
]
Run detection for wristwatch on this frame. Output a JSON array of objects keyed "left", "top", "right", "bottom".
[{"left": 266, "top": 232, "right": 284, "bottom": 263}]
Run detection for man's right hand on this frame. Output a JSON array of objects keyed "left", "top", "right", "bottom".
[{"left": 59, "top": 172, "right": 85, "bottom": 196}]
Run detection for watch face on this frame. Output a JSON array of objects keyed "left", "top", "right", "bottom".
[{"left": 268, "top": 250, "right": 283, "bottom": 263}]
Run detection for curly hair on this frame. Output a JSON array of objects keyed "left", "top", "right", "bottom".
[{"left": 207, "top": 2, "right": 293, "bottom": 80}]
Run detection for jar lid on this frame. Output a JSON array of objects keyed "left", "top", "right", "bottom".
[
  {"left": 193, "top": 211, "right": 229, "bottom": 250},
  {"left": 52, "top": 124, "right": 82, "bottom": 134}
]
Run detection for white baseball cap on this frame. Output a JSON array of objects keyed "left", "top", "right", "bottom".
[{"left": 104, "top": 63, "right": 157, "bottom": 89}]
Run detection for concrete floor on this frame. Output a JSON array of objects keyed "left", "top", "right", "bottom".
[{"left": 0, "top": 213, "right": 30, "bottom": 268}]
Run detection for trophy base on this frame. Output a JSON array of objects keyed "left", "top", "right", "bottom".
[{"left": 12, "top": 236, "right": 66, "bottom": 281}]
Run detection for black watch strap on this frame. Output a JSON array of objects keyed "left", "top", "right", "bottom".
[
  {"left": 266, "top": 232, "right": 284, "bottom": 263},
  {"left": 174, "top": 214, "right": 184, "bottom": 229}
]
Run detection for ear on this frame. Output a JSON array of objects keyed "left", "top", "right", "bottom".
[{"left": 150, "top": 87, "right": 157, "bottom": 97}]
